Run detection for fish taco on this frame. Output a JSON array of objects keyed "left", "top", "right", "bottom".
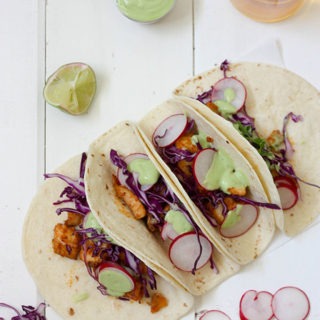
[
  {"left": 173, "top": 61, "right": 320, "bottom": 236},
  {"left": 84, "top": 121, "right": 240, "bottom": 296},
  {"left": 138, "top": 98, "right": 278, "bottom": 265},
  {"left": 22, "top": 153, "right": 194, "bottom": 320}
]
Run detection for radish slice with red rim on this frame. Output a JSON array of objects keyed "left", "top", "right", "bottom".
[
  {"left": 97, "top": 262, "right": 135, "bottom": 297},
  {"left": 117, "top": 153, "right": 154, "bottom": 191},
  {"left": 272, "top": 286, "right": 310, "bottom": 320},
  {"left": 277, "top": 185, "right": 298, "bottom": 210},
  {"left": 274, "top": 176, "right": 297, "bottom": 189},
  {"left": 219, "top": 204, "right": 258, "bottom": 238},
  {"left": 211, "top": 77, "right": 247, "bottom": 112},
  {"left": 169, "top": 231, "right": 212, "bottom": 272},
  {"left": 193, "top": 148, "right": 216, "bottom": 190},
  {"left": 161, "top": 222, "right": 179, "bottom": 241},
  {"left": 152, "top": 113, "right": 188, "bottom": 147},
  {"left": 199, "top": 310, "right": 231, "bottom": 320},
  {"left": 239, "top": 290, "right": 273, "bottom": 320}
]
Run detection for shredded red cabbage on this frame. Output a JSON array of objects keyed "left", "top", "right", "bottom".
[
  {"left": 220, "top": 59, "right": 230, "bottom": 78},
  {"left": 0, "top": 302, "right": 46, "bottom": 320},
  {"left": 110, "top": 149, "right": 215, "bottom": 274},
  {"left": 45, "top": 152, "right": 156, "bottom": 298}
]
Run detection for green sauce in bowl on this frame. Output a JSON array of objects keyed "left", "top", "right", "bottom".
[{"left": 117, "top": 0, "right": 176, "bottom": 23}]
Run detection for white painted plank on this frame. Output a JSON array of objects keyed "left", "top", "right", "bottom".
[{"left": 0, "top": 0, "right": 42, "bottom": 311}]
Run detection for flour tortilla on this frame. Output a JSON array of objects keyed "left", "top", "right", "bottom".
[
  {"left": 22, "top": 155, "right": 194, "bottom": 320},
  {"left": 85, "top": 121, "right": 241, "bottom": 296},
  {"left": 138, "top": 99, "right": 276, "bottom": 265},
  {"left": 173, "top": 62, "right": 320, "bottom": 236}
]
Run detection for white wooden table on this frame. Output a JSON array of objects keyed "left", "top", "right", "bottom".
[{"left": 1, "top": 0, "right": 320, "bottom": 318}]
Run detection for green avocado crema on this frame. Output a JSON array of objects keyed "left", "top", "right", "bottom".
[
  {"left": 164, "top": 209, "right": 193, "bottom": 234},
  {"left": 117, "top": 0, "right": 175, "bottom": 22},
  {"left": 72, "top": 292, "right": 90, "bottom": 303},
  {"left": 98, "top": 268, "right": 133, "bottom": 297},
  {"left": 203, "top": 149, "right": 249, "bottom": 193},
  {"left": 214, "top": 87, "right": 237, "bottom": 116},
  {"left": 192, "top": 131, "right": 212, "bottom": 149},
  {"left": 127, "top": 158, "right": 160, "bottom": 185},
  {"left": 84, "top": 211, "right": 104, "bottom": 233},
  {"left": 84, "top": 212, "right": 115, "bottom": 243},
  {"left": 221, "top": 205, "right": 243, "bottom": 229}
]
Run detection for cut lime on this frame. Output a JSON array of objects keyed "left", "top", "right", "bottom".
[{"left": 44, "top": 63, "right": 96, "bottom": 115}]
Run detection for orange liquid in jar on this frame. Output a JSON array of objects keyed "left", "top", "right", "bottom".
[{"left": 230, "top": 0, "right": 306, "bottom": 22}]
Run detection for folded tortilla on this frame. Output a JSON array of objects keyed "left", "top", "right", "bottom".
[
  {"left": 22, "top": 155, "right": 194, "bottom": 320},
  {"left": 173, "top": 62, "right": 320, "bottom": 236},
  {"left": 85, "top": 121, "right": 240, "bottom": 296},
  {"left": 138, "top": 99, "right": 276, "bottom": 265}
]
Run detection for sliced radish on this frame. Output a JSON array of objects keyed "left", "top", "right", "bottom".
[
  {"left": 152, "top": 113, "right": 188, "bottom": 147},
  {"left": 169, "top": 231, "right": 212, "bottom": 272},
  {"left": 200, "top": 310, "right": 231, "bottom": 320},
  {"left": 161, "top": 222, "right": 179, "bottom": 241},
  {"left": 193, "top": 148, "right": 216, "bottom": 190},
  {"left": 239, "top": 290, "right": 273, "bottom": 320},
  {"left": 97, "top": 262, "right": 135, "bottom": 297},
  {"left": 272, "top": 286, "right": 310, "bottom": 320},
  {"left": 117, "top": 153, "right": 154, "bottom": 191},
  {"left": 211, "top": 77, "right": 247, "bottom": 112},
  {"left": 277, "top": 185, "right": 298, "bottom": 210},
  {"left": 274, "top": 176, "right": 296, "bottom": 189},
  {"left": 219, "top": 204, "right": 258, "bottom": 238}
]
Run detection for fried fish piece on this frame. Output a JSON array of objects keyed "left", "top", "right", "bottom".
[
  {"left": 52, "top": 223, "right": 82, "bottom": 259},
  {"left": 112, "top": 175, "right": 147, "bottom": 219}
]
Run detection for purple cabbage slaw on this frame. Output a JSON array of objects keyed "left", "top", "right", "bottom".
[
  {"left": 44, "top": 153, "right": 156, "bottom": 298},
  {"left": 197, "top": 60, "right": 320, "bottom": 191},
  {"left": 154, "top": 118, "right": 280, "bottom": 228},
  {"left": 0, "top": 302, "right": 46, "bottom": 320},
  {"left": 110, "top": 149, "right": 216, "bottom": 274}
]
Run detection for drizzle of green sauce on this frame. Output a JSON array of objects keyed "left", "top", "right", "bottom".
[
  {"left": 221, "top": 205, "right": 242, "bottom": 229},
  {"left": 203, "top": 149, "right": 249, "bottom": 193},
  {"left": 192, "top": 131, "right": 212, "bottom": 149},
  {"left": 72, "top": 292, "right": 90, "bottom": 303},
  {"left": 127, "top": 158, "right": 160, "bottom": 185},
  {"left": 98, "top": 268, "right": 133, "bottom": 297},
  {"left": 165, "top": 209, "right": 193, "bottom": 234},
  {"left": 214, "top": 88, "right": 237, "bottom": 116}
]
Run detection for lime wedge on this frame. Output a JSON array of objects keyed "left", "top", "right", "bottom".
[{"left": 44, "top": 63, "right": 96, "bottom": 115}]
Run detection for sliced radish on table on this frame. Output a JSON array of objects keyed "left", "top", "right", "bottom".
[
  {"left": 211, "top": 77, "right": 247, "bottom": 112},
  {"left": 199, "top": 310, "right": 231, "bottom": 320},
  {"left": 161, "top": 222, "right": 179, "bottom": 241},
  {"left": 239, "top": 290, "right": 273, "bottom": 320},
  {"left": 97, "top": 262, "right": 135, "bottom": 297},
  {"left": 277, "top": 185, "right": 298, "bottom": 210},
  {"left": 272, "top": 286, "right": 310, "bottom": 320},
  {"left": 152, "top": 113, "right": 188, "bottom": 147},
  {"left": 219, "top": 204, "right": 258, "bottom": 238},
  {"left": 193, "top": 148, "right": 216, "bottom": 190},
  {"left": 117, "top": 153, "right": 154, "bottom": 191},
  {"left": 169, "top": 231, "right": 212, "bottom": 272}
]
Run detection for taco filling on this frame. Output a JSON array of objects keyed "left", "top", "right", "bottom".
[
  {"left": 196, "top": 60, "right": 320, "bottom": 211},
  {"left": 46, "top": 153, "right": 168, "bottom": 313},
  {"left": 110, "top": 149, "right": 215, "bottom": 273},
  {"left": 151, "top": 113, "right": 278, "bottom": 239}
]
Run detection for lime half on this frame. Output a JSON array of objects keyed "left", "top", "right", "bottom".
[{"left": 44, "top": 63, "right": 96, "bottom": 115}]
